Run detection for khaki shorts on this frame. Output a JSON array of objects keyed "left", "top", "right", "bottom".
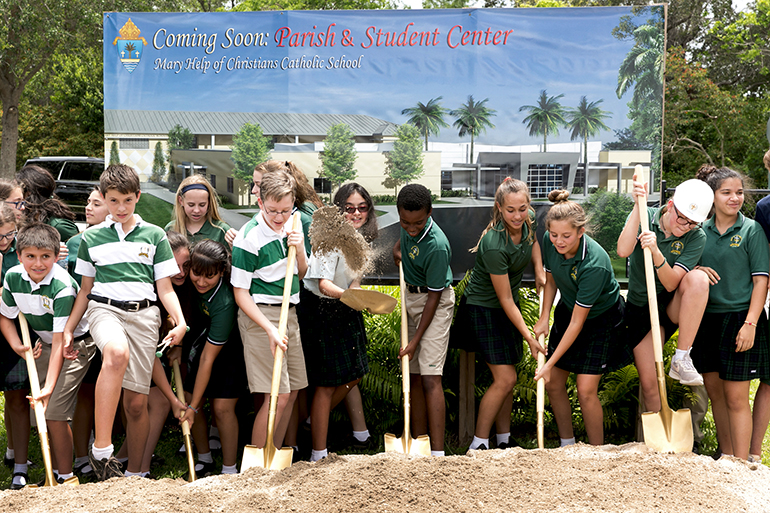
[
  {"left": 87, "top": 301, "right": 161, "bottom": 395},
  {"left": 238, "top": 306, "right": 308, "bottom": 394},
  {"left": 407, "top": 287, "right": 455, "bottom": 376},
  {"left": 36, "top": 336, "right": 96, "bottom": 422}
]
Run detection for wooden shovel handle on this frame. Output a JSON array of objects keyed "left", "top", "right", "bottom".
[
  {"left": 536, "top": 291, "right": 546, "bottom": 449},
  {"left": 171, "top": 359, "right": 191, "bottom": 436},
  {"left": 398, "top": 261, "right": 411, "bottom": 441}
]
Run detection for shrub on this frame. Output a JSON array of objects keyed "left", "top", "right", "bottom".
[{"left": 582, "top": 188, "right": 634, "bottom": 257}]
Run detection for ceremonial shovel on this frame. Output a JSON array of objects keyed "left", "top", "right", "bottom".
[{"left": 172, "top": 359, "right": 196, "bottom": 481}]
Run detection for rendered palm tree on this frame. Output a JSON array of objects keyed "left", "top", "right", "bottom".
[
  {"left": 450, "top": 95, "right": 496, "bottom": 163},
  {"left": 519, "top": 90, "right": 567, "bottom": 152},
  {"left": 401, "top": 97, "right": 450, "bottom": 151},
  {"left": 616, "top": 23, "right": 664, "bottom": 106},
  {"left": 566, "top": 96, "right": 612, "bottom": 165}
]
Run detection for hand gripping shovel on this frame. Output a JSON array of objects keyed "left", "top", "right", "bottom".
[
  {"left": 383, "top": 262, "right": 431, "bottom": 456},
  {"left": 172, "top": 359, "right": 196, "bottom": 482},
  {"left": 19, "top": 313, "right": 79, "bottom": 487},
  {"left": 536, "top": 291, "right": 547, "bottom": 450},
  {"left": 634, "top": 165, "right": 693, "bottom": 453},
  {"left": 241, "top": 213, "right": 300, "bottom": 471}
]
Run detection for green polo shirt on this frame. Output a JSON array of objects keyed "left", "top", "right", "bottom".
[
  {"left": 48, "top": 217, "right": 79, "bottom": 243},
  {"left": 66, "top": 233, "right": 83, "bottom": 285},
  {"left": 700, "top": 213, "right": 769, "bottom": 313},
  {"left": 465, "top": 215, "right": 536, "bottom": 308},
  {"left": 197, "top": 277, "right": 237, "bottom": 345},
  {"left": 542, "top": 233, "right": 618, "bottom": 318},
  {"left": 1, "top": 239, "right": 18, "bottom": 283},
  {"left": 400, "top": 216, "right": 452, "bottom": 290},
  {"left": 298, "top": 201, "right": 316, "bottom": 256},
  {"left": 164, "top": 219, "right": 231, "bottom": 247},
  {"left": 626, "top": 207, "right": 707, "bottom": 307}
]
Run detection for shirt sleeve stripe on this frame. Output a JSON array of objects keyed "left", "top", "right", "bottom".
[
  {"left": 674, "top": 262, "right": 690, "bottom": 272},
  {"left": 575, "top": 301, "right": 593, "bottom": 309}
]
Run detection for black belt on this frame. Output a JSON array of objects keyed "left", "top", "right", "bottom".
[
  {"left": 88, "top": 294, "right": 152, "bottom": 312},
  {"left": 407, "top": 285, "right": 431, "bottom": 294}
]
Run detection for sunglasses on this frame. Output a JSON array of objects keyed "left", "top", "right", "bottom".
[{"left": 344, "top": 205, "right": 369, "bottom": 214}]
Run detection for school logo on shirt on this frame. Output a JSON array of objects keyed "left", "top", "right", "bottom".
[
  {"left": 730, "top": 235, "right": 742, "bottom": 247},
  {"left": 409, "top": 245, "right": 419, "bottom": 260},
  {"left": 41, "top": 296, "right": 52, "bottom": 312},
  {"left": 138, "top": 245, "right": 151, "bottom": 259},
  {"left": 670, "top": 241, "right": 684, "bottom": 256},
  {"left": 201, "top": 303, "right": 210, "bottom": 317},
  {"left": 570, "top": 265, "right": 577, "bottom": 282}
]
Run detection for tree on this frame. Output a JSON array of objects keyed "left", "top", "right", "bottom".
[
  {"left": 451, "top": 95, "right": 496, "bottom": 164},
  {"left": 401, "top": 97, "right": 450, "bottom": 150},
  {"left": 167, "top": 124, "right": 198, "bottom": 178},
  {"left": 382, "top": 124, "right": 424, "bottom": 196},
  {"left": 566, "top": 96, "right": 612, "bottom": 164},
  {"left": 230, "top": 122, "right": 270, "bottom": 182},
  {"left": 151, "top": 142, "right": 165, "bottom": 182},
  {"left": 518, "top": 90, "right": 566, "bottom": 152},
  {"left": 110, "top": 141, "right": 120, "bottom": 165},
  {"left": 319, "top": 123, "right": 358, "bottom": 192},
  {"left": 602, "top": 128, "right": 651, "bottom": 151}
]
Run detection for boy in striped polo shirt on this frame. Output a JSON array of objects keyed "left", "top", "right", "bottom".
[
  {"left": 0, "top": 223, "right": 94, "bottom": 485},
  {"left": 64, "top": 164, "right": 187, "bottom": 481},
  {"left": 232, "top": 170, "right": 308, "bottom": 450}
]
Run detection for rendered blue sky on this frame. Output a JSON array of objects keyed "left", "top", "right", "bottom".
[{"left": 104, "top": 7, "right": 661, "bottom": 146}]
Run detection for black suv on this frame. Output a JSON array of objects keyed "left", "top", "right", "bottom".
[{"left": 24, "top": 157, "right": 104, "bottom": 220}]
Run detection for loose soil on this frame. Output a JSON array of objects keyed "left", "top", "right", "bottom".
[
  {"left": 3, "top": 443, "right": 768, "bottom": 512},
  {"left": 309, "top": 206, "right": 371, "bottom": 274}
]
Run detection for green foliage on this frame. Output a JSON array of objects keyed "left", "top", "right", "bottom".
[
  {"left": 230, "top": 122, "right": 271, "bottom": 182},
  {"left": 440, "top": 188, "right": 471, "bottom": 197},
  {"left": 519, "top": 89, "right": 567, "bottom": 151},
  {"left": 151, "top": 142, "right": 165, "bottom": 182},
  {"left": 109, "top": 141, "right": 120, "bottom": 165},
  {"left": 382, "top": 124, "right": 424, "bottom": 196},
  {"left": 566, "top": 96, "right": 612, "bottom": 164},
  {"left": 401, "top": 96, "right": 450, "bottom": 150},
  {"left": 319, "top": 123, "right": 358, "bottom": 191},
  {"left": 451, "top": 95, "right": 496, "bottom": 164},
  {"left": 167, "top": 124, "right": 197, "bottom": 151},
  {"left": 582, "top": 188, "right": 634, "bottom": 258}
]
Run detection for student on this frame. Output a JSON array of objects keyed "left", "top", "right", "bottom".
[
  {"left": 617, "top": 177, "right": 713, "bottom": 416},
  {"left": 165, "top": 175, "right": 237, "bottom": 248},
  {"left": 463, "top": 178, "right": 545, "bottom": 451},
  {"left": 392, "top": 184, "right": 454, "bottom": 456},
  {"left": 0, "top": 223, "right": 95, "bottom": 484},
  {"left": 0, "top": 178, "right": 26, "bottom": 222},
  {"left": 67, "top": 187, "right": 109, "bottom": 285},
  {"left": 16, "top": 165, "right": 78, "bottom": 242},
  {"left": 0, "top": 204, "right": 31, "bottom": 489},
  {"left": 302, "top": 183, "right": 378, "bottom": 462},
  {"left": 534, "top": 189, "right": 632, "bottom": 446},
  {"left": 64, "top": 164, "right": 187, "bottom": 481},
  {"left": 232, "top": 170, "right": 308, "bottom": 450},
  {"left": 691, "top": 166, "right": 769, "bottom": 460},
  {"left": 180, "top": 240, "right": 247, "bottom": 475}
]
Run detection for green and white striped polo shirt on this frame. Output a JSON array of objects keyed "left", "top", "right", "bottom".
[
  {"left": 75, "top": 214, "right": 179, "bottom": 301},
  {"left": 1, "top": 263, "right": 88, "bottom": 344},
  {"left": 231, "top": 211, "right": 299, "bottom": 305}
]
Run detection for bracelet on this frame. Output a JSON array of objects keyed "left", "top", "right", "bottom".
[
  {"left": 187, "top": 404, "right": 199, "bottom": 413},
  {"left": 654, "top": 259, "right": 666, "bottom": 270},
  {"left": 744, "top": 321, "right": 757, "bottom": 327}
]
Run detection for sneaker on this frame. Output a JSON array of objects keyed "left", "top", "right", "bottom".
[
  {"left": 497, "top": 442, "right": 509, "bottom": 450},
  {"left": 88, "top": 449, "right": 124, "bottom": 481},
  {"left": 668, "top": 356, "right": 704, "bottom": 386},
  {"left": 9, "top": 472, "right": 27, "bottom": 490},
  {"left": 74, "top": 460, "right": 94, "bottom": 478},
  {"left": 350, "top": 436, "right": 377, "bottom": 451}
]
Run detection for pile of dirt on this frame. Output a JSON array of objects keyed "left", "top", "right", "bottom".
[
  {"left": 3, "top": 443, "right": 768, "bottom": 512},
  {"left": 309, "top": 206, "right": 371, "bottom": 274}
]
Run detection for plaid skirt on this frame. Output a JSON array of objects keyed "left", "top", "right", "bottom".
[
  {"left": 691, "top": 310, "right": 770, "bottom": 382},
  {"left": 300, "top": 290, "right": 369, "bottom": 387},
  {"left": 625, "top": 290, "right": 679, "bottom": 346},
  {"left": 0, "top": 327, "right": 27, "bottom": 392},
  {"left": 185, "top": 328, "right": 249, "bottom": 399},
  {"left": 548, "top": 298, "right": 632, "bottom": 375},
  {"left": 467, "top": 303, "right": 525, "bottom": 366}
]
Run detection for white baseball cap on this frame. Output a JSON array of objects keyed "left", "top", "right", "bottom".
[{"left": 672, "top": 179, "right": 714, "bottom": 223}]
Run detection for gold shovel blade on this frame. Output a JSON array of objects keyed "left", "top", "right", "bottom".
[
  {"left": 641, "top": 408, "right": 693, "bottom": 454},
  {"left": 241, "top": 445, "right": 294, "bottom": 471},
  {"left": 27, "top": 475, "right": 79, "bottom": 488},
  {"left": 383, "top": 433, "right": 432, "bottom": 456},
  {"left": 340, "top": 289, "right": 397, "bottom": 315}
]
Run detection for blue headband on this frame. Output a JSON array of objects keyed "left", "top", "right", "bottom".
[{"left": 181, "top": 183, "right": 208, "bottom": 195}]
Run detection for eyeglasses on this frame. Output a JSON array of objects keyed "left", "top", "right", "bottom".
[
  {"left": 2, "top": 200, "right": 25, "bottom": 210},
  {"left": 344, "top": 205, "right": 369, "bottom": 214},
  {"left": 672, "top": 205, "right": 701, "bottom": 229},
  {"left": 0, "top": 231, "right": 16, "bottom": 241},
  {"left": 263, "top": 207, "right": 293, "bottom": 218}
]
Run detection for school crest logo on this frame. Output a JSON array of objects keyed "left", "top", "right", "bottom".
[
  {"left": 138, "top": 245, "right": 151, "bottom": 259},
  {"left": 112, "top": 19, "right": 147, "bottom": 74},
  {"left": 570, "top": 265, "right": 577, "bottom": 282},
  {"left": 730, "top": 235, "right": 742, "bottom": 247},
  {"left": 670, "top": 241, "right": 684, "bottom": 256},
  {"left": 409, "top": 245, "right": 419, "bottom": 260},
  {"left": 41, "top": 296, "right": 52, "bottom": 312},
  {"left": 201, "top": 303, "right": 210, "bottom": 317}
]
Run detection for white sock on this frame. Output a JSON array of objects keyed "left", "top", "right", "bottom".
[
  {"left": 560, "top": 437, "right": 576, "bottom": 447},
  {"left": 431, "top": 451, "right": 445, "bottom": 457},
  {"left": 124, "top": 470, "right": 142, "bottom": 477},
  {"left": 209, "top": 426, "right": 220, "bottom": 437},
  {"left": 141, "top": 471, "right": 150, "bottom": 478},
  {"left": 469, "top": 436, "right": 488, "bottom": 450},
  {"left": 58, "top": 472, "right": 73, "bottom": 480},
  {"left": 290, "top": 446, "right": 299, "bottom": 452},
  {"left": 305, "top": 417, "right": 311, "bottom": 425},
  {"left": 496, "top": 433, "right": 510, "bottom": 446},
  {"left": 12, "top": 465, "right": 27, "bottom": 486},
  {"left": 5, "top": 448, "right": 14, "bottom": 460},
  {"left": 352, "top": 430, "right": 370, "bottom": 442},
  {"left": 91, "top": 444, "right": 114, "bottom": 461},
  {"left": 221, "top": 464, "right": 238, "bottom": 474},
  {"left": 310, "top": 449, "right": 328, "bottom": 462},
  {"left": 198, "top": 451, "right": 213, "bottom": 464},
  {"left": 74, "top": 456, "right": 88, "bottom": 467},
  {"left": 674, "top": 349, "right": 688, "bottom": 362},
  {"left": 14, "top": 463, "right": 28, "bottom": 475}
]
